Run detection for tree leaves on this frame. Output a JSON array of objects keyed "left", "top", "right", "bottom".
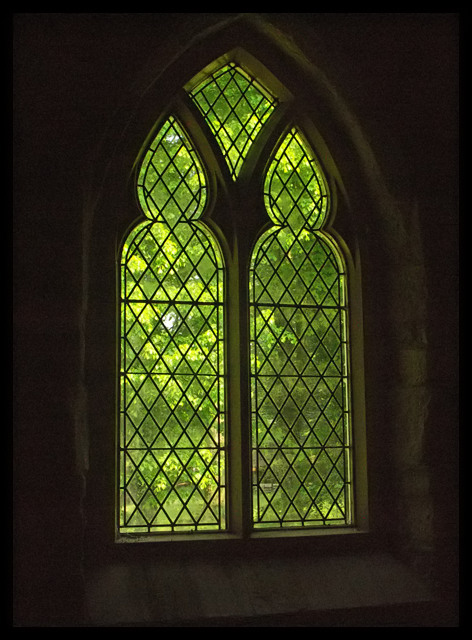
[
  {"left": 190, "top": 63, "right": 277, "bottom": 179},
  {"left": 250, "top": 128, "right": 350, "bottom": 528},
  {"left": 120, "top": 116, "right": 225, "bottom": 533}
]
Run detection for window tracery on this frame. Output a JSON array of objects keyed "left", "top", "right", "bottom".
[{"left": 118, "top": 58, "right": 355, "bottom": 537}]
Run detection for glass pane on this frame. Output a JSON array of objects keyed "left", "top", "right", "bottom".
[
  {"left": 119, "top": 117, "right": 226, "bottom": 535},
  {"left": 264, "top": 127, "right": 329, "bottom": 230},
  {"left": 137, "top": 117, "right": 207, "bottom": 223},
  {"left": 189, "top": 63, "right": 277, "bottom": 179},
  {"left": 250, "top": 127, "right": 352, "bottom": 530}
]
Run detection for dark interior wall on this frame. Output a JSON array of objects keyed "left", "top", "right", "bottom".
[{"left": 13, "top": 13, "right": 459, "bottom": 626}]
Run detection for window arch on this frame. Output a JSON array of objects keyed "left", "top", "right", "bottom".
[
  {"left": 250, "top": 126, "right": 352, "bottom": 529},
  {"left": 119, "top": 116, "right": 226, "bottom": 534},
  {"left": 117, "top": 50, "right": 362, "bottom": 539}
]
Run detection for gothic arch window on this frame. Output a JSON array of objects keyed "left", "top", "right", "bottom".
[
  {"left": 120, "top": 117, "right": 226, "bottom": 533},
  {"left": 250, "top": 127, "right": 352, "bottom": 529},
  {"left": 118, "top": 50, "right": 360, "bottom": 538}
]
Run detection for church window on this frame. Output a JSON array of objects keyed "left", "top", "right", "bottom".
[
  {"left": 118, "top": 56, "right": 356, "bottom": 538},
  {"left": 119, "top": 117, "right": 226, "bottom": 534}
]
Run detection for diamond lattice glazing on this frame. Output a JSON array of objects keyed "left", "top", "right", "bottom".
[
  {"left": 189, "top": 63, "right": 277, "bottom": 179},
  {"left": 250, "top": 127, "right": 352, "bottom": 529},
  {"left": 119, "top": 117, "right": 226, "bottom": 534}
]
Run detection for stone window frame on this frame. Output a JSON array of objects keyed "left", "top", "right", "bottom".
[
  {"left": 82, "top": 15, "right": 421, "bottom": 561},
  {"left": 116, "top": 57, "right": 362, "bottom": 539}
]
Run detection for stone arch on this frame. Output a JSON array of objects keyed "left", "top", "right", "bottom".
[{"left": 82, "top": 13, "right": 430, "bottom": 572}]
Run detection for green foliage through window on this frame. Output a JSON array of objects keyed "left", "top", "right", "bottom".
[
  {"left": 119, "top": 117, "right": 226, "bottom": 534},
  {"left": 118, "top": 61, "right": 355, "bottom": 538},
  {"left": 250, "top": 128, "right": 353, "bottom": 529},
  {"left": 190, "top": 63, "right": 277, "bottom": 179}
]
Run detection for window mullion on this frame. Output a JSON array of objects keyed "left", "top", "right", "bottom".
[{"left": 225, "top": 243, "right": 252, "bottom": 537}]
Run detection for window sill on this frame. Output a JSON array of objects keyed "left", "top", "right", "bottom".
[
  {"left": 85, "top": 543, "right": 434, "bottom": 626},
  {"left": 113, "top": 525, "right": 366, "bottom": 547}
]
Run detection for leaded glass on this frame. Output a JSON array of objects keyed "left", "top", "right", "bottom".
[
  {"left": 189, "top": 62, "right": 277, "bottom": 179},
  {"left": 119, "top": 116, "right": 226, "bottom": 534},
  {"left": 250, "top": 127, "right": 353, "bottom": 529}
]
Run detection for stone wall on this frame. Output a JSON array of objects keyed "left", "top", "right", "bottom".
[{"left": 13, "top": 13, "right": 459, "bottom": 625}]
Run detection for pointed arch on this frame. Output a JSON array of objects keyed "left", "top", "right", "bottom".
[
  {"left": 249, "top": 125, "right": 353, "bottom": 529},
  {"left": 119, "top": 115, "right": 226, "bottom": 534},
  {"left": 81, "top": 14, "right": 388, "bottom": 544}
]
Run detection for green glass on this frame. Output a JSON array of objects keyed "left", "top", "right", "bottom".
[
  {"left": 250, "top": 127, "right": 352, "bottom": 529},
  {"left": 189, "top": 63, "right": 277, "bottom": 179},
  {"left": 119, "top": 116, "right": 226, "bottom": 534}
]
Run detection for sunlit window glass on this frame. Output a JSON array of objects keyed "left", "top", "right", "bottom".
[
  {"left": 190, "top": 62, "right": 277, "bottom": 179},
  {"left": 250, "top": 128, "right": 353, "bottom": 529},
  {"left": 119, "top": 117, "right": 226, "bottom": 534}
]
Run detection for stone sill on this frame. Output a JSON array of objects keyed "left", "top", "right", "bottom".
[
  {"left": 115, "top": 524, "right": 362, "bottom": 545},
  {"left": 85, "top": 549, "right": 435, "bottom": 626}
]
